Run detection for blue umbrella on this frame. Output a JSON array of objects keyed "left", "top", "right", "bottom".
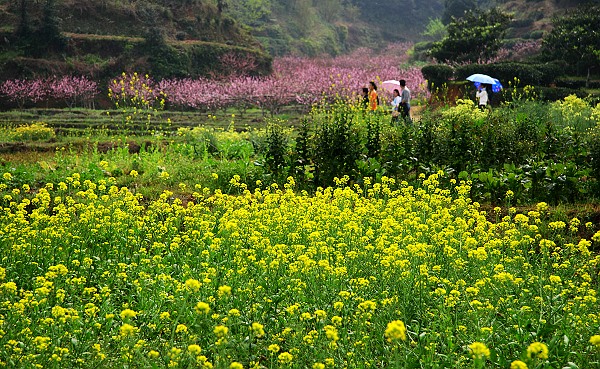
[
  {"left": 469, "top": 72, "right": 503, "bottom": 93},
  {"left": 491, "top": 78, "right": 503, "bottom": 93},
  {"left": 473, "top": 79, "right": 503, "bottom": 93},
  {"left": 466, "top": 73, "right": 496, "bottom": 84}
]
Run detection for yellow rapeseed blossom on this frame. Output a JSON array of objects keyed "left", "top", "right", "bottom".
[
  {"left": 33, "top": 336, "right": 51, "bottom": 350},
  {"left": 218, "top": 285, "right": 232, "bottom": 296},
  {"left": 549, "top": 275, "right": 561, "bottom": 284},
  {"left": 468, "top": 342, "right": 490, "bottom": 359},
  {"left": 510, "top": 360, "right": 528, "bottom": 369},
  {"left": 315, "top": 309, "right": 327, "bottom": 320},
  {"left": 188, "top": 344, "right": 202, "bottom": 355},
  {"left": 185, "top": 278, "right": 201, "bottom": 292},
  {"left": 119, "top": 323, "right": 137, "bottom": 337},
  {"left": 278, "top": 352, "right": 293, "bottom": 364},
  {"left": 120, "top": 309, "right": 138, "bottom": 320},
  {"left": 214, "top": 325, "right": 229, "bottom": 338},
  {"left": 384, "top": 320, "right": 407, "bottom": 342},
  {"left": 527, "top": 342, "right": 549, "bottom": 360},
  {"left": 1, "top": 171, "right": 599, "bottom": 368},
  {"left": 251, "top": 322, "right": 265, "bottom": 337},
  {"left": 195, "top": 302, "right": 210, "bottom": 314},
  {"left": 160, "top": 312, "right": 170, "bottom": 320}
]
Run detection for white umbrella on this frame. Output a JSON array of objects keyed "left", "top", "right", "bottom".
[
  {"left": 381, "top": 80, "right": 401, "bottom": 93},
  {"left": 466, "top": 74, "right": 496, "bottom": 85}
]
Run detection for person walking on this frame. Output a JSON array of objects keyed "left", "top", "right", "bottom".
[
  {"left": 391, "top": 89, "right": 401, "bottom": 124},
  {"left": 399, "top": 79, "right": 411, "bottom": 123},
  {"left": 361, "top": 87, "right": 369, "bottom": 110},
  {"left": 368, "top": 81, "right": 378, "bottom": 112},
  {"left": 476, "top": 84, "right": 488, "bottom": 111}
]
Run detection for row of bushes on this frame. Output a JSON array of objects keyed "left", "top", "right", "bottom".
[
  {"left": 421, "top": 61, "right": 569, "bottom": 91},
  {"left": 5, "top": 92, "right": 599, "bottom": 205},
  {"left": 137, "top": 95, "right": 599, "bottom": 205},
  {"left": 255, "top": 96, "right": 600, "bottom": 205}
]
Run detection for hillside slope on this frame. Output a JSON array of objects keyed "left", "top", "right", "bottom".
[
  {"left": 500, "top": 0, "right": 592, "bottom": 40},
  {"left": 225, "top": 0, "right": 445, "bottom": 56},
  {"left": 0, "top": 0, "right": 259, "bottom": 46},
  {"left": 0, "top": 0, "right": 270, "bottom": 79},
  {"left": 216, "top": 0, "right": 589, "bottom": 57},
  {"left": 0, "top": 0, "right": 594, "bottom": 81}
]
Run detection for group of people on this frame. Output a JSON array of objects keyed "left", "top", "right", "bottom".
[{"left": 361, "top": 80, "right": 411, "bottom": 124}]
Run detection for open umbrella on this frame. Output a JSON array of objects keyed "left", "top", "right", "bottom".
[
  {"left": 381, "top": 80, "right": 401, "bottom": 93},
  {"left": 473, "top": 79, "right": 503, "bottom": 93},
  {"left": 491, "top": 78, "right": 503, "bottom": 93},
  {"left": 466, "top": 74, "right": 496, "bottom": 85}
]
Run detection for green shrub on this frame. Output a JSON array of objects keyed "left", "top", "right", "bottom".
[
  {"left": 421, "top": 64, "right": 454, "bottom": 91},
  {"left": 311, "top": 103, "right": 361, "bottom": 187},
  {"left": 264, "top": 122, "right": 289, "bottom": 179},
  {"left": 436, "top": 99, "right": 487, "bottom": 171},
  {"left": 529, "top": 30, "right": 545, "bottom": 39},
  {"left": 549, "top": 94, "right": 596, "bottom": 131},
  {"left": 410, "top": 41, "right": 434, "bottom": 62},
  {"left": 588, "top": 123, "right": 600, "bottom": 182},
  {"left": 455, "top": 61, "right": 567, "bottom": 87}
]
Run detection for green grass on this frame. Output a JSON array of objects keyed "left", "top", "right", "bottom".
[{"left": 0, "top": 107, "right": 302, "bottom": 138}]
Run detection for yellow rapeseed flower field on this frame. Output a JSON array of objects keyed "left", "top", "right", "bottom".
[{"left": 0, "top": 172, "right": 599, "bottom": 368}]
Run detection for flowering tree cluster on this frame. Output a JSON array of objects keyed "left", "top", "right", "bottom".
[
  {"left": 0, "top": 76, "right": 98, "bottom": 109},
  {"left": 48, "top": 76, "right": 98, "bottom": 108},
  {"left": 0, "top": 79, "right": 47, "bottom": 109},
  {"left": 1, "top": 43, "right": 428, "bottom": 114},
  {"left": 156, "top": 43, "right": 428, "bottom": 114}
]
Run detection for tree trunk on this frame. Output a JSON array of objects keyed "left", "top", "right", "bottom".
[{"left": 586, "top": 67, "right": 590, "bottom": 89}]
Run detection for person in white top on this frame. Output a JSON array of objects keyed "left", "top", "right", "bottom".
[
  {"left": 476, "top": 84, "right": 488, "bottom": 111},
  {"left": 391, "top": 89, "right": 401, "bottom": 123}
]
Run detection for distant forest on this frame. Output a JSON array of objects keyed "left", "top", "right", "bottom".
[
  {"left": 223, "top": 0, "right": 445, "bottom": 55},
  {"left": 1, "top": 0, "right": 596, "bottom": 57},
  {"left": 1, "top": 0, "right": 599, "bottom": 81}
]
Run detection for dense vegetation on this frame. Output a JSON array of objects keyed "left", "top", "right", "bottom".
[
  {"left": 1, "top": 169, "right": 600, "bottom": 368},
  {"left": 0, "top": 0, "right": 269, "bottom": 80},
  {"left": 2, "top": 3, "right": 600, "bottom": 365},
  {"left": 2, "top": 78, "right": 600, "bottom": 369},
  {"left": 0, "top": 0, "right": 592, "bottom": 82}
]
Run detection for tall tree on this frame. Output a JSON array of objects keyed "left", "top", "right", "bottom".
[
  {"left": 430, "top": 7, "right": 511, "bottom": 63},
  {"left": 541, "top": 4, "right": 600, "bottom": 83},
  {"left": 33, "top": 0, "right": 66, "bottom": 55},
  {"left": 421, "top": 18, "right": 447, "bottom": 41},
  {"left": 16, "top": 0, "right": 32, "bottom": 39}
]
